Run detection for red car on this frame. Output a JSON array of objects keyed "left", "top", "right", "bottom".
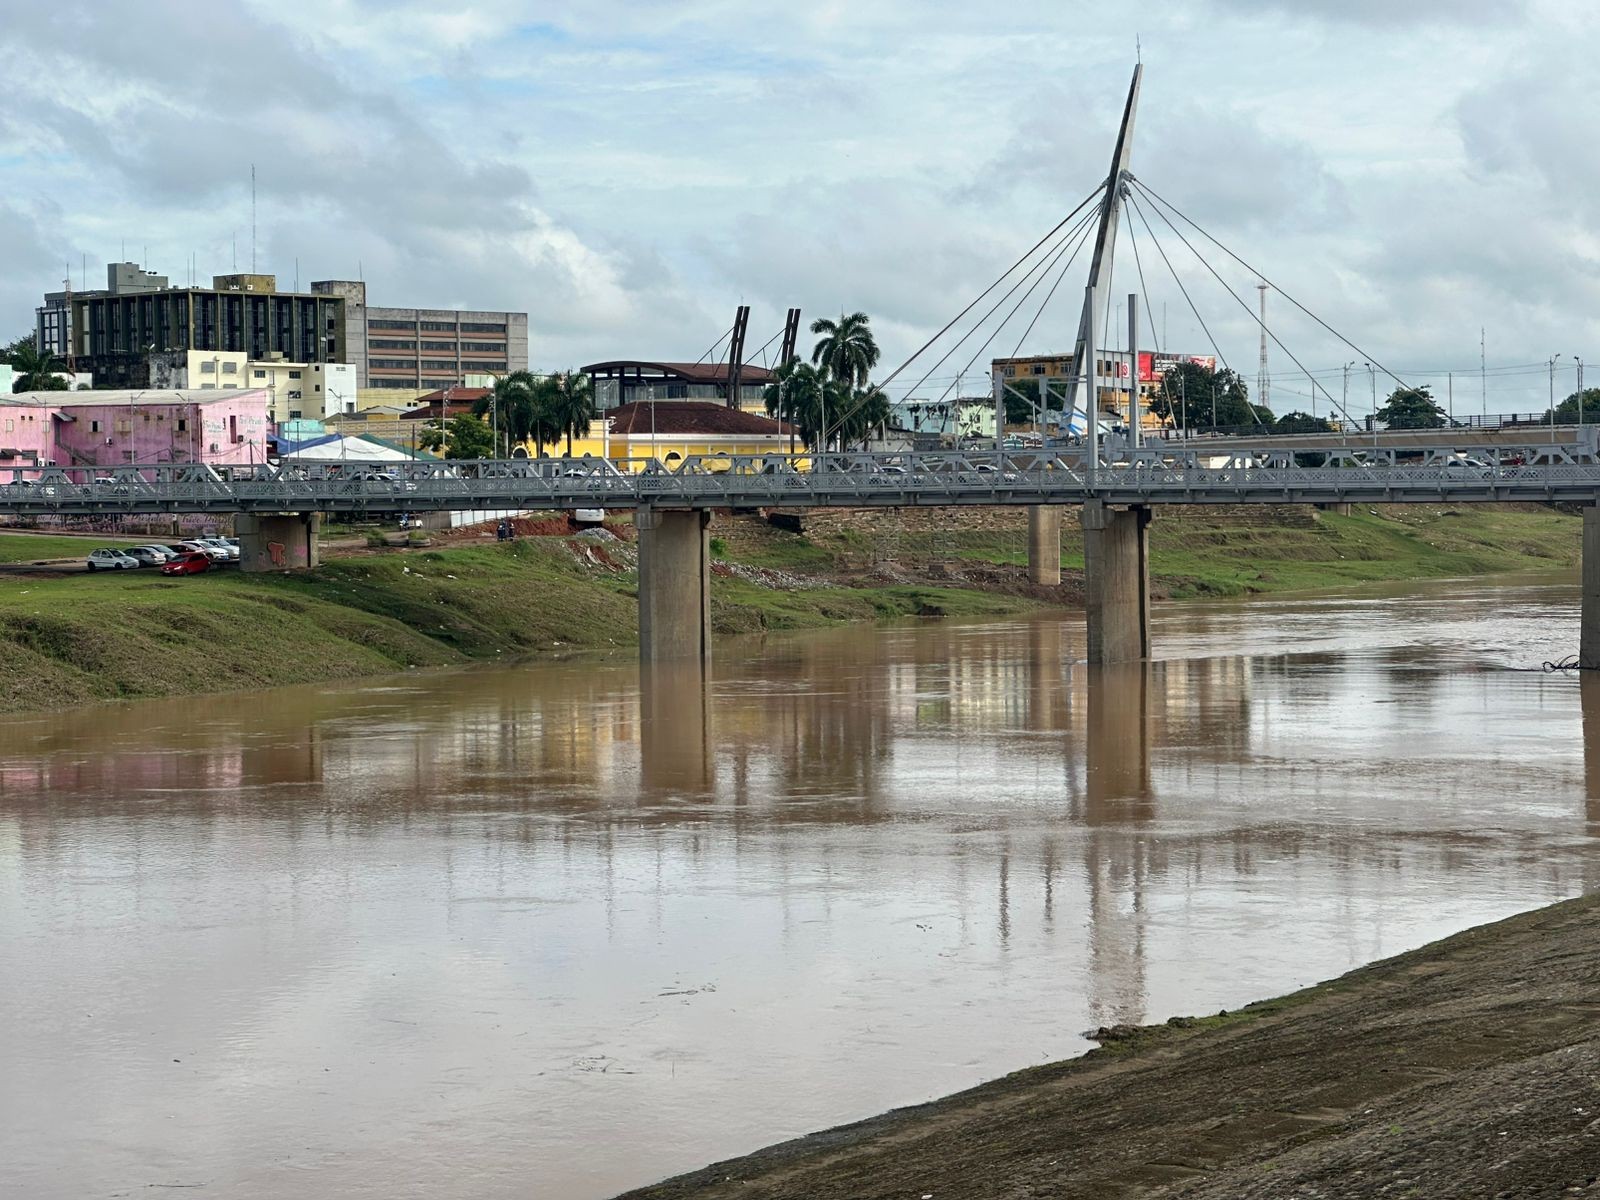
[{"left": 160, "top": 551, "right": 212, "bottom": 576}]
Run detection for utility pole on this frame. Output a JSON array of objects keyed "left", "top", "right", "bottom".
[
  {"left": 1255, "top": 283, "right": 1270, "bottom": 412},
  {"left": 1578, "top": 357, "right": 1585, "bottom": 429},
  {"left": 1480, "top": 328, "right": 1487, "bottom": 422}
]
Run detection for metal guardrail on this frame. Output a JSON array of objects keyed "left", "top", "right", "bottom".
[{"left": 3, "top": 443, "right": 1600, "bottom": 515}]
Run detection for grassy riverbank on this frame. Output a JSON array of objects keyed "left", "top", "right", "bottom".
[
  {"left": 620, "top": 891, "right": 1600, "bottom": 1199},
  {"left": 0, "top": 501, "right": 1581, "bottom": 714},
  {"left": 0, "top": 533, "right": 1029, "bottom": 713}
]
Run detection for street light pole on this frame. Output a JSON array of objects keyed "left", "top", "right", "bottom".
[
  {"left": 1550, "top": 355, "right": 1563, "bottom": 430},
  {"left": 1577, "top": 356, "right": 1585, "bottom": 429}
]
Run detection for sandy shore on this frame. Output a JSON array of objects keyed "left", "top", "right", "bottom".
[{"left": 619, "top": 893, "right": 1600, "bottom": 1198}]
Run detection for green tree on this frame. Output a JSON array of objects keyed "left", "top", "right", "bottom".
[
  {"left": 1274, "top": 410, "right": 1339, "bottom": 434},
  {"left": 1149, "top": 362, "right": 1260, "bottom": 429},
  {"left": 1549, "top": 387, "right": 1600, "bottom": 423},
  {"left": 419, "top": 413, "right": 495, "bottom": 459},
  {"left": 2, "top": 333, "right": 37, "bottom": 366},
  {"left": 763, "top": 359, "right": 845, "bottom": 450},
  {"left": 809, "top": 312, "right": 880, "bottom": 390},
  {"left": 1001, "top": 375, "right": 1061, "bottom": 425},
  {"left": 1375, "top": 385, "right": 1445, "bottom": 430},
  {"left": 545, "top": 370, "right": 595, "bottom": 455},
  {"left": 9, "top": 342, "right": 68, "bottom": 392},
  {"left": 835, "top": 385, "right": 892, "bottom": 449}
]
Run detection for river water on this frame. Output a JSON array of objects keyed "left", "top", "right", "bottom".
[{"left": 3, "top": 577, "right": 1597, "bottom": 1198}]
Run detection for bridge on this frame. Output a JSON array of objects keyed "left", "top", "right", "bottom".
[{"left": 12, "top": 65, "right": 1600, "bottom": 671}]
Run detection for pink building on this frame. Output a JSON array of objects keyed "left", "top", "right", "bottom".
[{"left": 4, "top": 389, "right": 271, "bottom": 469}]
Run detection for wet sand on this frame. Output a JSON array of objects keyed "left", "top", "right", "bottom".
[{"left": 621, "top": 891, "right": 1600, "bottom": 1198}]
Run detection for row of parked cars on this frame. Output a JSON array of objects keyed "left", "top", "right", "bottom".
[{"left": 86, "top": 538, "right": 240, "bottom": 576}]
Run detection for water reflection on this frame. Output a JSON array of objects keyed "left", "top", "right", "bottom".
[{"left": 2, "top": 579, "right": 1598, "bottom": 1199}]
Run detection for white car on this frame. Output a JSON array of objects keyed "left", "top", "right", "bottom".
[{"left": 86, "top": 548, "right": 139, "bottom": 571}]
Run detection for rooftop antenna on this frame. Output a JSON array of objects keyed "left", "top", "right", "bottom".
[
  {"left": 1256, "top": 282, "right": 1270, "bottom": 410},
  {"left": 232, "top": 232, "right": 237, "bottom": 272},
  {"left": 251, "top": 164, "right": 257, "bottom": 274}
]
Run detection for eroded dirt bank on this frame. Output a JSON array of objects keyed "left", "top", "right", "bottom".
[{"left": 619, "top": 893, "right": 1600, "bottom": 1199}]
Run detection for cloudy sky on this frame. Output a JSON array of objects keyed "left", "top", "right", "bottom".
[{"left": 2, "top": 0, "right": 1595, "bottom": 414}]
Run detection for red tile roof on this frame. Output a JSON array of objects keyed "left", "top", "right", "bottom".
[
  {"left": 401, "top": 387, "right": 490, "bottom": 420},
  {"left": 606, "top": 400, "right": 792, "bottom": 436}
]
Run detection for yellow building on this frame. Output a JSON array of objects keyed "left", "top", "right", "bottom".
[{"left": 555, "top": 400, "right": 799, "bottom": 471}]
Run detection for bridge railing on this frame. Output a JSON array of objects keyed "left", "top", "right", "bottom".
[{"left": 5, "top": 442, "right": 1600, "bottom": 513}]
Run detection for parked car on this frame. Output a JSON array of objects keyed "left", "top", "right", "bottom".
[
  {"left": 167, "top": 540, "right": 229, "bottom": 562},
  {"left": 160, "top": 551, "right": 211, "bottom": 576},
  {"left": 195, "top": 537, "right": 240, "bottom": 562},
  {"left": 86, "top": 548, "right": 139, "bottom": 571},
  {"left": 125, "top": 546, "right": 174, "bottom": 568}
]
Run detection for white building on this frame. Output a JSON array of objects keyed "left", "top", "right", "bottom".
[{"left": 148, "top": 350, "right": 356, "bottom": 422}]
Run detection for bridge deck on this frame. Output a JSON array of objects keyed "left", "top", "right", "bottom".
[{"left": 4, "top": 441, "right": 1600, "bottom": 516}]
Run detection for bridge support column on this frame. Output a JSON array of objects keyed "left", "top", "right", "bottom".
[
  {"left": 1081, "top": 500, "right": 1150, "bottom": 664},
  {"left": 636, "top": 506, "right": 712, "bottom": 667},
  {"left": 1027, "top": 505, "right": 1062, "bottom": 585},
  {"left": 237, "top": 512, "right": 321, "bottom": 572},
  {"left": 1583, "top": 505, "right": 1600, "bottom": 670}
]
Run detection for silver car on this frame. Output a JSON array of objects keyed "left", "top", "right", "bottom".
[{"left": 125, "top": 546, "right": 174, "bottom": 568}]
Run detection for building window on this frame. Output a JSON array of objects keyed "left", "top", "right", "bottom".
[
  {"left": 461, "top": 342, "right": 504, "bottom": 352},
  {"left": 222, "top": 362, "right": 237, "bottom": 374},
  {"left": 421, "top": 340, "right": 457, "bottom": 351},
  {"left": 252, "top": 369, "right": 266, "bottom": 379},
  {"left": 370, "top": 358, "right": 417, "bottom": 370},
  {"left": 420, "top": 320, "right": 455, "bottom": 332},
  {"left": 461, "top": 322, "right": 506, "bottom": 333},
  {"left": 90, "top": 420, "right": 100, "bottom": 433},
  {"left": 200, "top": 361, "right": 216, "bottom": 374},
  {"left": 288, "top": 370, "right": 302, "bottom": 379},
  {"left": 370, "top": 339, "right": 416, "bottom": 350},
  {"left": 314, "top": 384, "right": 321, "bottom": 392},
  {"left": 287, "top": 390, "right": 302, "bottom": 399},
  {"left": 1031, "top": 365, "right": 1045, "bottom": 375},
  {"left": 177, "top": 419, "right": 187, "bottom": 431},
  {"left": 368, "top": 320, "right": 415, "bottom": 331}
]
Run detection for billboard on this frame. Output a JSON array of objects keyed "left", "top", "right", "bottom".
[{"left": 1138, "top": 351, "right": 1217, "bottom": 383}]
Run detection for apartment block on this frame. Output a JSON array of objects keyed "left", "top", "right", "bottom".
[
  {"left": 71, "top": 273, "right": 346, "bottom": 390},
  {"left": 311, "top": 280, "right": 529, "bottom": 390},
  {"left": 36, "top": 262, "right": 169, "bottom": 359},
  {"left": 148, "top": 349, "right": 356, "bottom": 422}
]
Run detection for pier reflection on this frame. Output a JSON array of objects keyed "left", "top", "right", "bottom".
[{"left": 2, "top": 586, "right": 1597, "bottom": 1200}]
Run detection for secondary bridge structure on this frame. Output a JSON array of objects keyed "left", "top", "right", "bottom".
[{"left": 7, "top": 432, "right": 1600, "bottom": 668}]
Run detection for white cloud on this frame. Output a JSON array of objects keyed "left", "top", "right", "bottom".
[{"left": 0, "top": 0, "right": 1594, "bottom": 408}]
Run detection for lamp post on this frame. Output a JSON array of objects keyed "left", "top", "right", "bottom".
[
  {"left": 1342, "top": 361, "right": 1354, "bottom": 432},
  {"left": 1576, "top": 356, "right": 1585, "bottom": 429},
  {"left": 1550, "top": 355, "right": 1563, "bottom": 431}
]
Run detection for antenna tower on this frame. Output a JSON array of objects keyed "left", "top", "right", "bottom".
[
  {"left": 251, "top": 164, "right": 257, "bottom": 274},
  {"left": 1256, "top": 282, "right": 1270, "bottom": 410}
]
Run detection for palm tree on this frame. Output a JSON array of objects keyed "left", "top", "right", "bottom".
[
  {"left": 547, "top": 371, "right": 595, "bottom": 455},
  {"left": 810, "top": 312, "right": 880, "bottom": 391},
  {"left": 10, "top": 342, "right": 67, "bottom": 392},
  {"left": 475, "top": 371, "right": 535, "bottom": 456},
  {"left": 763, "top": 360, "right": 841, "bottom": 451}
]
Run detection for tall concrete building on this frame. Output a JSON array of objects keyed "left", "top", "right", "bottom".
[
  {"left": 311, "top": 280, "right": 529, "bottom": 392},
  {"left": 69, "top": 273, "right": 346, "bottom": 390},
  {"left": 36, "top": 262, "right": 168, "bottom": 360}
]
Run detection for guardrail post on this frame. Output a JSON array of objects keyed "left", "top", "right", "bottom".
[
  {"left": 1081, "top": 499, "right": 1150, "bottom": 664},
  {"left": 636, "top": 505, "right": 712, "bottom": 668},
  {"left": 1583, "top": 504, "right": 1600, "bottom": 670},
  {"left": 1027, "top": 505, "right": 1062, "bottom": 585}
]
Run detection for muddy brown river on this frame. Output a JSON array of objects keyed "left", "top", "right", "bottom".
[{"left": 2, "top": 578, "right": 1597, "bottom": 1198}]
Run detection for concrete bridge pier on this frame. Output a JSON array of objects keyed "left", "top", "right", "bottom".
[
  {"left": 1081, "top": 500, "right": 1150, "bottom": 664},
  {"left": 636, "top": 506, "right": 712, "bottom": 667},
  {"left": 1027, "top": 505, "right": 1063, "bottom": 585},
  {"left": 1583, "top": 506, "right": 1600, "bottom": 670},
  {"left": 238, "top": 512, "right": 321, "bottom": 572}
]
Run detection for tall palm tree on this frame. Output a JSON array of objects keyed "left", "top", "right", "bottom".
[
  {"left": 762, "top": 360, "right": 842, "bottom": 451},
  {"left": 547, "top": 371, "right": 595, "bottom": 455},
  {"left": 10, "top": 342, "right": 67, "bottom": 392},
  {"left": 809, "top": 312, "right": 880, "bottom": 391},
  {"left": 474, "top": 371, "right": 539, "bottom": 455}
]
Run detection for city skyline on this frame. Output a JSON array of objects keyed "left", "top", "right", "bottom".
[{"left": 2, "top": 0, "right": 1594, "bottom": 410}]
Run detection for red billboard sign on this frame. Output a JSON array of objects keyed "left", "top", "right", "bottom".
[{"left": 1138, "top": 352, "right": 1218, "bottom": 383}]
